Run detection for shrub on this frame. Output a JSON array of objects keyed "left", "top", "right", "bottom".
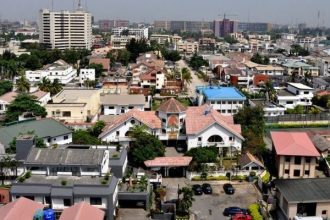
[
  {"left": 250, "top": 171, "right": 256, "bottom": 177},
  {"left": 101, "top": 179, "right": 108, "bottom": 185},
  {"left": 17, "top": 176, "right": 26, "bottom": 183},
  {"left": 25, "top": 171, "right": 32, "bottom": 179},
  {"left": 261, "top": 171, "right": 270, "bottom": 184},
  {"left": 248, "top": 203, "right": 263, "bottom": 220},
  {"left": 61, "top": 180, "right": 67, "bottom": 186},
  {"left": 200, "top": 172, "right": 207, "bottom": 180}
]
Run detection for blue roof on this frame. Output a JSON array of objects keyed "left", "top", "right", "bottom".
[{"left": 196, "top": 86, "right": 246, "bottom": 101}]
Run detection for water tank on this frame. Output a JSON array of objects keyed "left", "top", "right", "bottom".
[{"left": 43, "top": 209, "right": 55, "bottom": 220}]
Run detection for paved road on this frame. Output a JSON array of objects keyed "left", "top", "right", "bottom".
[{"left": 176, "top": 60, "right": 208, "bottom": 98}]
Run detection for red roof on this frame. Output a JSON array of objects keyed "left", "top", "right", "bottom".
[
  {"left": 157, "top": 98, "right": 187, "bottom": 113},
  {"left": 271, "top": 132, "right": 320, "bottom": 157},
  {"left": 0, "top": 90, "right": 49, "bottom": 103},
  {"left": 0, "top": 197, "right": 44, "bottom": 220},
  {"left": 144, "top": 156, "right": 192, "bottom": 167},
  {"left": 185, "top": 105, "right": 243, "bottom": 139},
  {"left": 59, "top": 202, "right": 105, "bottom": 220},
  {"left": 140, "top": 69, "right": 157, "bottom": 81}
]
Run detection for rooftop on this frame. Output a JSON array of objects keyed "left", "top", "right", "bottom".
[
  {"left": 275, "top": 178, "right": 330, "bottom": 203},
  {"left": 51, "top": 89, "right": 99, "bottom": 104},
  {"left": 100, "top": 94, "right": 145, "bottom": 106},
  {"left": 196, "top": 86, "right": 246, "bottom": 101},
  {"left": 0, "top": 90, "right": 49, "bottom": 103},
  {"left": 282, "top": 60, "right": 311, "bottom": 68},
  {"left": 271, "top": 132, "right": 320, "bottom": 157},
  {"left": 23, "top": 175, "right": 110, "bottom": 186},
  {"left": 0, "top": 118, "right": 72, "bottom": 148},
  {"left": 157, "top": 98, "right": 188, "bottom": 113},
  {"left": 239, "top": 152, "right": 264, "bottom": 168},
  {"left": 0, "top": 197, "right": 44, "bottom": 220},
  {"left": 59, "top": 202, "right": 105, "bottom": 220},
  {"left": 288, "top": 82, "right": 313, "bottom": 90},
  {"left": 144, "top": 156, "right": 192, "bottom": 167},
  {"left": 25, "top": 148, "right": 106, "bottom": 166}
]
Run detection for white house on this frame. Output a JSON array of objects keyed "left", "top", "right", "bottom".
[
  {"left": 101, "top": 94, "right": 146, "bottom": 115},
  {"left": 249, "top": 99, "right": 286, "bottom": 117},
  {"left": 79, "top": 68, "right": 96, "bottom": 84},
  {"left": 99, "top": 98, "right": 244, "bottom": 152},
  {"left": 0, "top": 90, "right": 50, "bottom": 114},
  {"left": 25, "top": 59, "right": 77, "bottom": 84},
  {"left": 140, "top": 69, "right": 165, "bottom": 90},
  {"left": 276, "top": 83, "right": 314, "bottom": 109}
]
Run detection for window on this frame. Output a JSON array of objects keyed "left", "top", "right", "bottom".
[
  {"left": 108, "top": 106, "right": 114, "bottom": 109},
  {"left": 285, "top": 156, "right": 291, "bottom": 162},
  {"left": 293, "top": 170, "right": 300, "bottom": 177},
  {"left": 90, "top": 197, "right": 102, "bottom": 205},
  {"left": 221, "top": 110, "right": 226, "bottom": 113},
  {"left": 211, "top": 101, "right": 215, "bottom": 104},
  {"left": 304, "top": 91, "right": 309, "bottom": 94},
  {"left": 162, "top": 129, "right": 166, "bottom": 133},
  {"left": 63, "top": 199, "right": 71, "bottom": 207},
  {"left": 305, "top": 170, "right": 310, "bottom": 175},
  {"left": 228, "top": 109, "right": 232, "bottom": 113},
  {"left": 229, "top": 137, "right": 233, "bottom": 141},
  {"left": 284, "top": 169, "right": 289, "bottom": 174},
  {"left": 233, "top": 101, "right": 237, "bottom": 104},
  {"left": 47, "top": 138, "right": 51, "bottom": 143},
  {"left": 130, "top": 120, "right": 135, "bottom": 124},
  {"left": 305, "top": 157, "right": 311, "bottom": 163},
  {"left": 322, "top": 210, "right": 327, "bottom": 215},
  {"left": 198, "top": 137, "right": 202, "bottom": 142},
  {"left": 116, "top": 131, "right": 120, "bottom": 136},
  {"left": 162, "top": 118, "right": 166, "bottom": 123},
  {"left": 45, "top": 196, "right": 51, "bottom": 204},
  {"left": 286, "top": 101, "right": 293, "bottom": 104},
  {"left": 52, "top": 111, "right": 55, "bottom": 116},
  {"left": 62, "top": 111, "right": 71, "bottom": 117},
  {"left": 63, "top": 135, "right": 68, "bottom": 140},
  {"left": 294, "top": 157, "right": 301, "bottom": 165}
]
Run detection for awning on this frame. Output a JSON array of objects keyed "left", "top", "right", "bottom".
[{"left": 144, "top": 156, "right": 192, "bottom": 168}]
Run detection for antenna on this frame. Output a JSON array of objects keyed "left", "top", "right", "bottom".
[
  {"left": 78, "top": 0, "right": 83, "bottom": 10},
  {"left": 317, "top": 10, "right": 320, "bottom": 28}
]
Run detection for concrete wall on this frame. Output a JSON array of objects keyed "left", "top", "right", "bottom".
[{"left": 277, "top": 155, "right": 317, "bottom": 179}]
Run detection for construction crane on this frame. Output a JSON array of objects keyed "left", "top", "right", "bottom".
[{"left": 218, "top": 13, "right": 238, "bottom": 20}]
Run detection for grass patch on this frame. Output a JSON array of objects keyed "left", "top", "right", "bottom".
[{"left": 266, "top": 123, "right": 329, "bottom": 129}]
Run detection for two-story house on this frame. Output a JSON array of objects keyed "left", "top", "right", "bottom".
[
  {"left": 276, "top": 82, "right": 314, "bottom": 109},
  {"left": 271, "top": 131, "right": 320, "bottom": 179},
  {"left": 101, "top": 94, "right": 146, "bottom": 115}
]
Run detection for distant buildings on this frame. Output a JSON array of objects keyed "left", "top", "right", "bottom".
[
  {"left": 39, "top": 8, "right": 92, "bottom": 50},
  {"left": 112, "top": 27, "right": 148, "bottom": 39},
  {"left": 176, "top": 40, "right": 199, "bottom": 54},
  {"left": 237, "top": 22, "right": 272, "bottom": 32},
  {"left": 98, "top": 19, "right": 129, "bottom": 31},
  {"left": 153, "top": 20, "right": 212, "bottom": 33},
  {"left": 25, "top": 59, "right": 77, "bottom": 84},
  {"left": 213, "top": 18, "right": 238, "bottom": 38},
  {"left": 282, "top": 60, "right": 320, "bottom": 77}
]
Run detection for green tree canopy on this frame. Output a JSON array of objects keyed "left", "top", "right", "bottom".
[
  {"left": 5, "top": 93, "right": 47, "bottom": 122},
  {"left": 162, "top": 49, "right": 181, "bottom": 62},
  {"left": 290, "top": 44, "right": 310, "bottom": 56},
  {"left": 251, "top": 53, "right": 270, "bottom": 65},
  {"left": 128, "top": 125, "right": 165, "bottom": 167},
  {"left": 126, "top": 38, "right": 153, "bottom": 62},
  {"left": 188, "top": 53, "right": 208, "bottom": 71},
  {"left": 177, "top": 187, "right": 195, "bottom": 216},
  {"left": 0, "top": 80, "right": 13, "bottom": 95},
  {"left": 88, "top": 63, "right": 104, "bottom": 78},
  {"left": 185, "top": 146, "right": 218, "bottom": 164},
  {"left": 224, "top": 35, "right": 239, "bottom": 44},
  {"left": 16, "top": 75, "right": 30, "bottom": 93},
  {"left": 72, "top": 130, "right": 101, "bottom": 145}
]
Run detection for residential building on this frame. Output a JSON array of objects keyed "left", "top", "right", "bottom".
[
  {"left": 139, "top": 69, "right": 166, "bottom": 90},
  {"left": 282, "top": 60, "right": 320, "bottom": 77},
  {"left": 254, "top": 65, "right": 285, "bottom": 76},
  {"left": 25, "top": 59, "right": 77, "bottom": 84},
  {"left": 0, "top": 197, "right": 45, "bottom": 220},
  {"left": 39, "top": 8, "right": 92, "bottom": 50},
  {"left": 59, "top": 202, "right": 105, "bottom": 220},
  {"left": 79, "top": 68, "right": 96, "bottom": 84},
  {"left": 112, "top": 27, "right": 148, "bottom": 39},
  {"left": 276, "top": 82, "right": 314, "bottom": 109},
  {"left": 46, "top": 89, "right": 100, "bottom": 123},
  {"left": 101, "top": 94, "right": 146, "bottom": 115},
  {"left": 99, "top": 98, "right": 244, "bottom": 152},
  {"left": 98, "top": 19, "right": 129, "bottom": 31},
  {"left": 150, "top": 34, "right": 171, "bottom": 45},
  {"left": 239, "top": 152, "right": 264, "bottom": 171},
  {"left": 271, "top": 131, "right": 320, "bottom": 179},
  {"left": 249, "top": 99, "right": 285, "bottom": 117},
  {"left": 160, "top": 20, "right": 212, "bottom": 33},
  {"left": 89, "top": 57, "right": 110, "bottom": 72},
  {"left": 196, "top": 86, "right": 246, "bottom": 115},
  {"left": 153, "top": 20, "right": 170, "bottom": 31},
  {"left": 0, "top": 118, "right": 72, "bottom": 151},
  {"left": 275, "top": 178, "right": 330, "bottom": 219},
  {"left": 110, "top": 35, "right": 136, "bottom": 49},
  {"left": 0, "top": 90, "right": 50, "bottom": 114},
  {"left": 237, "top": 22, "right": 272, "bottom": 32},
  {"left": 176, "top": 40, "right": 199, "bottom": 54},
  {"left": 213, "top": 18, "right": 238, "bottom": 38},
  {"left": 316, "top": 57, "right": 330, "bottom": 76}
]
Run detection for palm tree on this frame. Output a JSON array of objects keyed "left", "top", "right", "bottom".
[
  {"left": 181, "top": 67, "right": 192, "bottom": 91},
  {"left": 176, "top": 187, "right": 195, "bottom": 216},
  {"left": 50, "top": 79, "right": 63, "bottom": 96},
  {"left": 38, "top": 77, "right": 52, "bottom": 92},
  {"left": 16, "top": 75, "right": 30, "bottom": 93}
]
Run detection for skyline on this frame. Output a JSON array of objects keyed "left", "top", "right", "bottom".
[{"left": 0, "top": 0, "right": 330, "bottom": 27}]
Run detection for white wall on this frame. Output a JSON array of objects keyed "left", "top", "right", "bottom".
[
  {"left": 205, "top": 100, "right": 244, "bottom": 115},
  {"left": 79, "top": 69, "right": 96, "bottom": 84},
  {"left": 43, "top": 133, "right": 72, "bottom": 146},
  {"left": 103, "top": 104, "right": 144, "bottom": 115}
]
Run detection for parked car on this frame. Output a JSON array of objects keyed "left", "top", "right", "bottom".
[
  {"left": 202, "top": 183, "right": 212, "bottom": 194},
  {"left": 192, "top": 184, "right": 203, "bottom": 195},
  {"left": 231, "top": 213, "right": 253, "bottom": 220},
  {"left": 223, "top": 183, "right": 235, "bottom": 194},
  {"left": 223, "top": 207, "right": 248, "bottom": 216}
]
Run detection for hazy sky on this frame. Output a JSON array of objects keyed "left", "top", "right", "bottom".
[{"left": 0, "top": 0, "right": 329, "bottom": 27}]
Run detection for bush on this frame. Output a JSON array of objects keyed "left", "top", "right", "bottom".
[
  {"left": 61, "top": 180, "right": 67, "bottom": 186},
  {"left": 25, "top": 171, "right": 31, "bottom": 179},
  {"left": 248, "top": 203, "right": 263, "bottom": 220},
  {"left": 261, "top": 171, "right": 270, "bottom": 184},
  {"left": 266, "top": 123, "right": 329, "bottom": 129}
]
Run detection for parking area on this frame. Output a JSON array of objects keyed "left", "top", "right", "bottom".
[{"left": 190, "top": 182, "right": 261, "bottom": 220}]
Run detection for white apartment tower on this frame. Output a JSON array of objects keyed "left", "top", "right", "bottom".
[{"left": 39, "top": 7, "right": 92, "bottom": 50}]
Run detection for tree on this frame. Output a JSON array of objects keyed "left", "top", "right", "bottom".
[
  {"left": 72, "top": 130, "right": 101, "bottom": 145},
  {"left": 234, "top": 106, "right": 266, "bottom": 155},
  {"left": 128, "top": 125, "right": 165, "bottom": 167},
  {"left": 251, "top": 53, "right": 269, "bottom": 65},
  {"left": 181, "top": 67, "right": 192, "bottom": 90},
  {"left": 189, "top": 53, "right": 208, "bottom": 71},
  {"left": 185, "top": 146, "right": 218, "bottom": 164},
  {"left": 224, "top": 35, "right": 238, "bottom": 44},
  {"left": 88, "top": 63, "right": 104, "bottom": 78},
  {"left": 38, "top": 77, "right": 52, "bottom": 92},
  {"left": 25, "top": 54, "right": 42, "bottom": 70},
  {"left": 290, "top": 44, "right": 310, "bottom": 56},
  {"left": 176, "top": 187, "right": 195, "bottom": 216},
  {"left": 88, "top": 121, "right": 106, "bottom": 137},
  {"left": 5, "top": 93, "right": 47, "bottom": 122},
  {"left": 126, "top": 38, "right": 152, "bottom": 62},
  {"left": 16, "top": 75, "right": 30, "bottom": 93},
  {"left": 0, "top": 80, "right": 13, "bottom": 95},
  {"left": 163, "top": 49, "right": 181, "bottom": 62},
  {"left": 50, "top": 79, "right": 63, "bottom": 96},
  {"left": 285, "top": 105, "right": 305, "bottom": 114}
]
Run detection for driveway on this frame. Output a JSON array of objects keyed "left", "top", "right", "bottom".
[{"left": 116, "top": 208, "right": 149, "bottom": 220}]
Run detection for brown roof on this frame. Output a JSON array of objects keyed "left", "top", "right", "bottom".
[
  {"left": 144, "top": 156, "right": 192, "bottom": 167},
  {"left": 157, "top": 98, "right": 187, "bottom": 113},
  {"left": 59, "top": 202, "right": 105, "bottom": 220},
  {"left": 0, "top": 197, "right": 44, "bottom": 220},
  {"left": 140, "top": 69, "right": 157, "bottom": 81},
  {"left": 0, "top": 90, "right": 49, "bottom": 103},
  {"left": 99, "top": 109, "right": 161, "bottom": 138},
  {"left": 185, "top": 105, "right": 243, "bottom": 139},
  {"left": 89, "top": 57, "right": 110, "bottom": 71},
  {"left": 239, "top": 152, "right": 264, "bottom": 168}
]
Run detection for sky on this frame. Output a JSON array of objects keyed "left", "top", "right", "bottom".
[{"left": 0, "top": 0, "right": 329, "bottom": 27}]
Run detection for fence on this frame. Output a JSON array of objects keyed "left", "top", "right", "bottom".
[
  {"left": 265, "top": 113, "right": 330, "bottom": 124},
  {"left": 186, "top": 170, "right": 264, "bottom": 180}
]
